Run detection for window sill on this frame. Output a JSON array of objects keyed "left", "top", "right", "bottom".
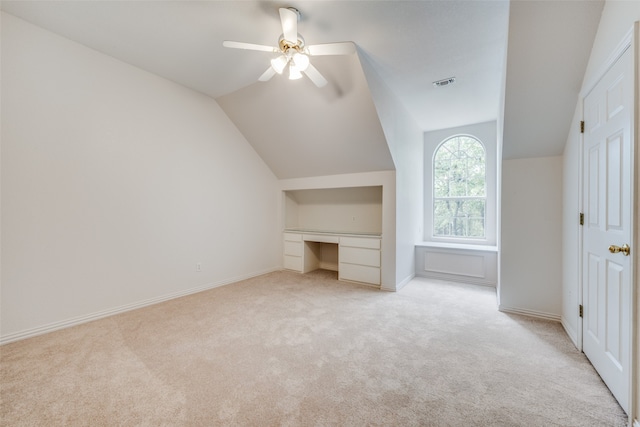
[{"left": 416, "top": 241, "right": 498, "bottom": 252}]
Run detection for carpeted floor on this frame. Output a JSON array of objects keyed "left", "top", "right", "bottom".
[{"left": 0, "top": 270, "right": 628, "bottom": 426}]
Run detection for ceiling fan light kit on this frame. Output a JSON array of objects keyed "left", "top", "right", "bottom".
[
  {"left": 270, "top": 55, "right": 288, "bottom": 74},
  {"left": 292, "top": 52, "right": 309, "bottom": 72},
  {"left": 223, "top": 7, "right": 355, "bottom": 88},
  {"left": 289, "top": 66, "right": 303, "bottom": 80}
]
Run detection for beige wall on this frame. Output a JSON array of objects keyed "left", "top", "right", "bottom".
[{"left": 1, "top": 13, "right": 280, "bottom": 342}]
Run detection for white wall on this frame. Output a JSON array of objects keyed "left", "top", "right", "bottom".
[
  {"left": 563, "top": 0, "right": 640, "bottom": 337},
  {"left": 496, "top": 33, "right": 508, "bottom": 308},
  {"left": 279, "top": 171, "right": 396, "bottom": 290},
  {"left": 561, "top": 108, "right": 583, "bottom": 346},
  {"left": 500, "top": 156, "right": 563, "bottom": 320},
  {"left": 581, "top": 2, "right": 640, "bottom": 92},
  {"left": 1, "top": 13, "right": 280, "bottom": 342},
  {"left": 358, "top": 54, "right": 423, "bottom": 290},
  {"left": 562, "top": 0, "right": 640, "bottom": 419}
]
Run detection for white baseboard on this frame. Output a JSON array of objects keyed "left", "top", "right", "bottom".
[
  {"left": 560, "top": 316, "right": 579, "bottom": 348},
  {"left": 415, "top": 271, "right": 497, "bottom": 287},
  {"left": 498, "top": 305, "right": 561, "bottom": 322},
  {"left": 380, "top": 273, "right": 416, "bottom": 292},
  {"left": 395, "top": 273, "right": 415, "bottom": 291},
  {"left": 0, "top": 267, "right": 280, "bottom": 345}
]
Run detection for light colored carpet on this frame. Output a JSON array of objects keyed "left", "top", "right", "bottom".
[{"left": 1, "top": 270, "right": 627, "bottom": 426}]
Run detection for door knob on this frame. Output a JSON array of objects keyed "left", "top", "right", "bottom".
[{"left": 608, "top": 244, "right": 631, "bottom": 256}]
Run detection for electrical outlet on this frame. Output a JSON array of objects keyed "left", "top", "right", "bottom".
[{"left": 196, "top": 262, "right": 202, "bottom": 272}]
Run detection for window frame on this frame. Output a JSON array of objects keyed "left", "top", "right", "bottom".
[
  {"left": 432, "top": 135, "right": 487, "bottom": 240},
  {"left": 423, "top": 124, "right": 497, "bottom": 247}
]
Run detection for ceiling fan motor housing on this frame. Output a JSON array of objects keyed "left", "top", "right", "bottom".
[{"left": 279, "top": 35, "right": 305, "bottom": 53}]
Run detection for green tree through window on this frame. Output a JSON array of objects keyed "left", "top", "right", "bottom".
[{"left": 433, "top": 136, "right": 486, "bottom": 238}]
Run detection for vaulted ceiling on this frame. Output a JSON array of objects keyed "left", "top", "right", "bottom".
[
  {"left": 1, "top": 0, "right": 604, "bottom": 178},
  {"left": 503, "top": 0, "right": 603, "bottom": 159}
]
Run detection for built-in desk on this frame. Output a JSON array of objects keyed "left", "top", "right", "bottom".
[{"left": 283, "top": 230, "right": 381, "bottom": 286}]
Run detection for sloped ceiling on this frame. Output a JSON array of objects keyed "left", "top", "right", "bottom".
[
  {"left": 1, "top": 1, "right": 604, "bottom": 173},
  {"left": 503, "top": 0, "right": 604, "bottom": 159},
  {"left": 217, "top": 54, "right": 393, "bottom": 179},
  {"left": 1, "top": 0, "right": 509, "bottom": 179}
]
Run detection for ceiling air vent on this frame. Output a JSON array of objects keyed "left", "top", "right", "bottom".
[{"left": 433, "top": 77, "right": 456, "bottom": 87}]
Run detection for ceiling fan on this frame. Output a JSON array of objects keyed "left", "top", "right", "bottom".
[{"left": 223, "top": 7, "right": 355, "bottom": 88}]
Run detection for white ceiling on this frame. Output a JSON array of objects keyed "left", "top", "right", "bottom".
[
  {"left": 0, "top": 0, "right": 509, "bottom": 132},
  {"left": 502, "top": 0, "right": 604, "bottom": 159},
  {"left": 217, "top": 53, "right": 395, "bottom": 179},
  {"left": 1, "top": 0, "right": 604, "bottom": 176}
]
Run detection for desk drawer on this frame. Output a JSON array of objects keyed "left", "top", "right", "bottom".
[
  {"left": 340, "top": 237, "right": 380, "bottom": 249},
  {"left": 339, "top": 263, "right": 380, "bottom": 285},
  {"left": 284, "top": 255, "right": 302, "bottom": 272},
  {"left": 284, "top": 232, "right": 302, "bottom": 242},
  {"left": 340, "top": 246, "right": 380, "bottom": 267},
  {"left": 303, "top": 234, "right": 339, "bottom": 244},
  {"left": 284, "top": 241, "right": 302, "bottom": 256}
]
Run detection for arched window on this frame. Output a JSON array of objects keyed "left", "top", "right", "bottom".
[{"left": 433, "top": 135, "right": 486, "bottom": 238}]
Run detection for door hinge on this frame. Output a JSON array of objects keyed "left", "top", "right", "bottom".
[
  {"left": 580, "top": 121, "right": 585, "bottom": 133},
  {"left": 579, "top": 212, "right": 584, "bottom": 226},
  {"left": 579, "top": 304, "right": 583, "bottom": 318}
]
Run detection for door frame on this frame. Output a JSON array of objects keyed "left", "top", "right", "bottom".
[{"left": 579, "top": 23, "right": 638, "bottom": 424}]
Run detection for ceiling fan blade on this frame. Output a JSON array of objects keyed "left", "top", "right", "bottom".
[
  {"left": 223, "top": 41, "right": 277, "bottom": 53},
  {"left": 303, "top": 63, "right": 328, "bottom": 88},
  {"left": 279, "top": 8, "right": 298, "bottom": 44},
  {"left": 258, "top": 66, "right": 277, "bottom": 82},
  {"left": 307, "top": 42, "right": 356, "bottom": 56}
]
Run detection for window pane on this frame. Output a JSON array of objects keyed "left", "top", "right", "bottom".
[
  {"left": 433, "top": 199, "right": 486, "bottom": 238},
  {"left": 432, "top": 135, "right": 486, "bottom": 239},
  {"left": 434, "top": 136, "right": 486, "bottom": 199}
]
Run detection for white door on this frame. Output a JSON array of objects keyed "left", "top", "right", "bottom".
[{"left": 582, "top": 47, "right": 633, "bottom": 414}]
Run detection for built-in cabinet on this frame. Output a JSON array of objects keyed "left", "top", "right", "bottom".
[
  {"left": 282, "top": 186, "right": 383, "bottom": 287},
  {"left": 283, "top": 232, "right": 305, "bottom": 272},
  {"left": 338, "top": 236, "right": 381, "bottom": 285},
  {"left": 283, "top": 231, "right": 381, "bottom": 286}
]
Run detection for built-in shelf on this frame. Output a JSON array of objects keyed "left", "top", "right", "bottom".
[{"left": 284, "top": 186, "right": 383, "bottom": 235}]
